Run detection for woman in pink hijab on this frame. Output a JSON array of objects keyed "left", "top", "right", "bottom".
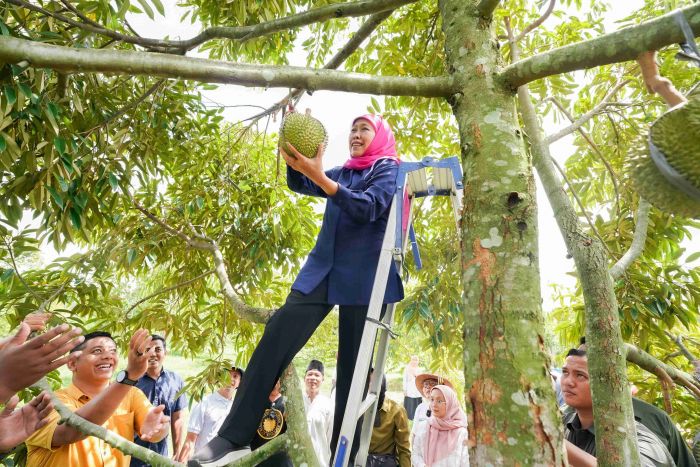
[
  {"left": 411, "top": 385, "right": 469, "bottom": 467},
  {"left": 192, "top": 113, "right": 405, "bottom": 466}
]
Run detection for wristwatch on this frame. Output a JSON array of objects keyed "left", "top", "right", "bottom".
[{"left": 115, "top": 370, "right": 139, "bottom": 386}]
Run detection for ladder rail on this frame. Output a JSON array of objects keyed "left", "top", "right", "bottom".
[
  {"left": 333, "top": 197, "right": 399, "bottom": 467},
  {"left": 354, "top": 304, "right": 396, "bottom": 466},
  {"left": 332, "top": 156, "right": 463, "bottom": 467}
]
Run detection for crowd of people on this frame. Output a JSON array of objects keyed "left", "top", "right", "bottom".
[
  {"left": 0, "top": 312, "right": 474, "bottom": 466},
  {"left": 1, "top": 113, "right": 698, "bottom": 467}
]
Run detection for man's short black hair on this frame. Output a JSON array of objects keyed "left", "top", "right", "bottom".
[
  {"left": 566, "top": 348, "right": 587, "bottom": 358},
  {"left": 306, "top": 359, "right": 324, "bottom": 375},
  {"left": 71, "top": 331, "right": 113, "bottom": 353},
  {"left": 151, "top": 334, "right": 166, "bottom": 349},
  {"left": 231, "top": 366, "right": 245, "bottom": 378}
]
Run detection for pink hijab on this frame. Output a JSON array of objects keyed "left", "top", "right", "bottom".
[
  {"left": 424, "top": 385, "right": 468, "bottom": 466},
  {"left": 343, "top": 114, "right": 400, "bottom": 170}
]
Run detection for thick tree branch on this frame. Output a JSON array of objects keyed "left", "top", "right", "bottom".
[
  {"left": 500, "top": 3, "right": 700, "bottom": 88},
  {"left": 132, "top": 201, "right": 273, "bottom": 324},
  {"left": 32, "top": 378, "right": 183, "bottom": 466},
  {"left": 544, "top": 79, "right": 629, "bottom": 145},
  {"left": 510, "top": 26, "right": 640, "bottom": 462},
  {"left": 0, "top": 36, "right": 453, "bottom": 97},
  {"left": 609, "top": 199, "right": 651, "bottom": 280},
  {"left": 476, "top": 0, "right": 501, "bottom": 18},
  {"left": 513, "top": 0, "right": 556, "bottom": 43},
  {"left": 125, "top": 269, "right": 215, "bottom": 317},
  {"left": 625, "top": 344, "right": 700, "bottom": 400},
  {"left": 209, "top": 242, "right": 273, "bottom": 324},
  {"left": 8, "top": 0, "right": 416, "bottom": 53},
  {"left": 278, "top": 364, "right": 321, "bottom": 467}
]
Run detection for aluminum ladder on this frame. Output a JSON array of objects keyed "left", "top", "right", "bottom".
[{"left": 332, "top": 156, "right": 463, "bottom": 467}]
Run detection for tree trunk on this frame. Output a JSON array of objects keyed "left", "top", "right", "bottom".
[
  {"left": 518, "top": 85, "right": 640, "bottom": 466},
  {"left": 439, "top": 1, "right": 565, "bottom": 463}
]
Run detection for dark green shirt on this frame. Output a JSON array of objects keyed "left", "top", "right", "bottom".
[
  {"left": 564, "top": 411, "right": 675, "bottom": 466},
  {"left": 632, "top": 398, "right": 697, "bottom": 467}
]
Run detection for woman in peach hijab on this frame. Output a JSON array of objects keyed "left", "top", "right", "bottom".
[{"left": 411, "top": 385, "right": 469, "bottom": 466}]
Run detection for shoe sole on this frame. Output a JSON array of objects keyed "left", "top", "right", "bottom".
[{"left": 190, "top": 448, "right": 251, "bottom": 467}]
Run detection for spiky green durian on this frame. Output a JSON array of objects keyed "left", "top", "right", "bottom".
[
  {"left": 627, "top": 96, "right": 700, "bottom": 219},
  {"left": 279, "top": 112, "right": 328, "bottom": 159}
]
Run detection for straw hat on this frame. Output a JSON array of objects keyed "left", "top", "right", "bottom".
[{"left": 415, "top": 373, "right": 454, "bottom": 394}]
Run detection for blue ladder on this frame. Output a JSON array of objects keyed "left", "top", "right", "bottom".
[{"left": 332, "top": 156, "right": 463, "bottom": 467}]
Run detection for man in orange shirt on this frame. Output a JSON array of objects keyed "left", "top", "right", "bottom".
[{"left": 26, "top": 329, "right": 171, "bottom": 466}]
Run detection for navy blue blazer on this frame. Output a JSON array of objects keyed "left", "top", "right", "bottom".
[{"left": 287, "top": 158, "right": 404, "bottom": 305}]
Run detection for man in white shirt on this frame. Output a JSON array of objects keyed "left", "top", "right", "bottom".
[
  {"left": 303, "top": 360, "right": 334, "bottom": 466},
  {"left": 175, "top": 366, "right": 244, "bottom": 462}
]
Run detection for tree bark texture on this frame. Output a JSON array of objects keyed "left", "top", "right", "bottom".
[
  {"left": 0, "top": 36, "right": 454, "bottom": 98},
  {"left": 518, "top": 86, "right": 640, "bottom": 466},
  {"left": 500, "top": 3, "right": 700, "bottom": 88},
  {"left": 439, "top": 1, "right": 565, "bottom": 463}
]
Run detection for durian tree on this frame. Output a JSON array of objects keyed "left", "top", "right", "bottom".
[{"left": 0, "top": 0, "right": 699, "bottom": 465}]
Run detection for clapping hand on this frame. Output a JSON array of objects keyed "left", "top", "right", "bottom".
[
  {"left": 125, "top": 329, "right": 154, "bottom": 381},
  {"left": 139, "top": 405, "right": 170, "bottom": 443},
  {"left": 0, "top": 323, "right": 84, "bottom": 403},
  {"left": 0, "top": 391, "right": 54, "bottom": 452}
]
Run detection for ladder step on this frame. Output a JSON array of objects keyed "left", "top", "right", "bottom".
[{"left": 357, "top": 393, "right": 377, "bottom": 420}]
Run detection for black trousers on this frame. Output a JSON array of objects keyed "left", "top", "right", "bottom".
[{"left": 218, "top": 277, "right": 382, "bottom": 463}]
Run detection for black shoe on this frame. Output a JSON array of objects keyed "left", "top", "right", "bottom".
[{"left": 188, "top": 436, "right": 251, "bottom": 466}]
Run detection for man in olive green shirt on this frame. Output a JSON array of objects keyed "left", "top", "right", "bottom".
[{"left": 368, "top": 375, "right": 410, "bottom": 467}]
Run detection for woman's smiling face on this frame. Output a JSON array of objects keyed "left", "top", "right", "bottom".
[{"left": 349, "top": 118, "right": 376, "bottom": 157}]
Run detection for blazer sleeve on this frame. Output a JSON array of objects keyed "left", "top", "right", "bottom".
[
  {"left": 330, "top": 159, "right": 399, "bottom": 224},
  {"left": 286, "top": 165, "right": 341, "bottom": 197}
]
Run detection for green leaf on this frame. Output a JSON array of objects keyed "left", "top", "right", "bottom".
[
  {"left": 54, "top": 137, "right": 66, "bottom": 155},
  {"left": 117, "top": 0, "right": 131, "bottom": 18},
  {"left": 45, "top": 104, "right": 60, "bottom": 134},
  {"left": 150, "top": 0, "right": 165, "bottom": 16},
  {"left": 686, "top": 251, "right": 700, "bottom": 263},
  {"left": 136, "top": 0, "right": 155, "bottom": 19},
  {"left": 74, "top": 192, "right": 88, "bottom": 210},
  {"left": 195, "top": 196, "right": 204, "bottom": 210},
  {"left": 57, "top": 175, "right": 69, "bottom": 192},
  {"left": 0, "top": 134, "right": 5, "bottom": 152},
  {"left": 18, "top": 83, "right": 32, "bottom": 98},
  {"left": 108, "top": 173, "right": 119, "bottom": 191},
  {"left": 127, "top": 248, "right": 137, "bottom": 265},
  {"left": 69, "top": 207, "right": 82, "bottom": 229},
  {"left": 3, "top": 86, "right": 16, "bottom": 105},
  {"left": 46, "top": 186, "right": 64, "bottom": 209},
  {"left": 0, "top": 268, "right": 13, "bottom": 282}
]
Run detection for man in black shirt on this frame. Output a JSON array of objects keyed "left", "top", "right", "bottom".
[{"left": 561, "top": 348, "right": 676, "bottom": 466}]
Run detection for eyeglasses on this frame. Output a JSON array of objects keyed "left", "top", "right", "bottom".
[{"left": 429, "top": 399, "right": 446, "bottom": 406}]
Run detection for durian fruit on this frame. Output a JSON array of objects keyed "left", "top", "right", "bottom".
[
  {"left": 278, "top": 112, "right": 328, "bottom": 159},
  {"left": 627, "top": 95, "right": 700, "bottom": 219}
]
